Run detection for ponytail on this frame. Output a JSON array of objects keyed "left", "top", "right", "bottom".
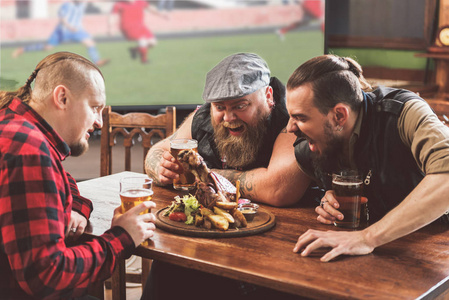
[
  {"left": 0, "top": 69, "right": 39, "bottom": 109},
  {"left": 343, "top": 57, "right": 372, "bottom": 91}
]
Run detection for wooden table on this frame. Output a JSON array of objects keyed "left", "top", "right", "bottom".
[{"left": 78, "top": 171, "right": 449, "bottom": 300}]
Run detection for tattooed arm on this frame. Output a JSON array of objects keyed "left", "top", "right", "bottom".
[
  {"left": 145, "top": 112, "right": 195, "bottom": 185},
  {"left": 213, "top": 130, "right": 311, "bottom": 207}
]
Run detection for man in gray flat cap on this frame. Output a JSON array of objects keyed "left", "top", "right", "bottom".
[
  {"left": 142, "top": 52, "right": 305, "bottom": 300},
  {"left": 145, "top": 52, "right": 310, "bottom": 206}
]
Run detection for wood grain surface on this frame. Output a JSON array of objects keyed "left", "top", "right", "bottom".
[{"left": 79, "top": 172, "right": 449, "bottom": 300}]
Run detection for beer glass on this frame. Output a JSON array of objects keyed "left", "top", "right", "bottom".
[
  {"left": 170, "top": 138, "right": 198, "bottom": 190},
  {"left": 119, "top": 176, "right": 153, "bottom": 214},
  {"left": 119, "top": 176, "right": 153, "bottom": 246},
  {"left": 332, "top": 171, "right": 363, "bottom": 229}
]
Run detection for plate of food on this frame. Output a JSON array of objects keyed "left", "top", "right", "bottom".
[
  {"left": 155, "top": 195, "right": 276, "bottom": 238},
  {"left": 155, "top": 149, "right": 275, "bottom": 237}
]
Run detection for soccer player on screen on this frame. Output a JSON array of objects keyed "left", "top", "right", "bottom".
[
  {"left": 12, "top": 0, "right": 109, "bottom": 67},
  {"left": 109, "top": 0, "right": 168, "bottom": 64},
  {"left": 276, "top": 0, "right": 324, "bottom": 41}
]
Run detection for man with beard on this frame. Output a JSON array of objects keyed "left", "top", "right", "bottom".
[
  {"left": 286, "top": 54, "right": 449, "bottom": 262},
  {"left": 0, "top": 52, "right": 156, "bottom": 299},
  {"left": 145, "top": 52, "right": 310, "bottom": 206},
  {"left": 142, "top": 53, "right": 310, "bottom": 299}
]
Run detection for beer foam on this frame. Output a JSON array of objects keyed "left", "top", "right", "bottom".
[
  {"left": 332, "top": 180, "right": 362, "bottom": 186},
  {"left": 121, "top": 189, "right": 153, "bottom": 197},
  {"left": 171, "top": 140, "right": 198, "bottom": 149},
  {"left": 171, "top": 144, "right": 197, "bottom": 150}
]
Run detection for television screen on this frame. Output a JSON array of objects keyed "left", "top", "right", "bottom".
[{"left": 1, "top": 0, "right": 325, "bottom": 112}]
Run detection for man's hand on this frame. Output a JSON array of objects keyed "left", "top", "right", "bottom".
[
  {"left": 112, "top": 201, "right": 157, "bottom": 247},
  {"left": 152, "top": 151, "right": 181, "bottom": 185},
  {"left": 315, "top": 190, "right": 342, "bottom": 224},
  {"left": 293, "top": 229, "right": 375, "bottom": 262},
  {"left": 145, "top": 111, "right": 195, "bottom": 186},
  {"left": 66, "top": 211, "right": 88, "bottom": 238},
  {"left": 316, "top": 191, "right": 368, "bottom": 225}
]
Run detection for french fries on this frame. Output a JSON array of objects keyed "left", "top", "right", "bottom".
[
  {"left": 213, "top": 206, "right": 235, "bottom": 223},
  {"left": 200, "top": 207, "right": 214, "bottom": 216},
  {"left": 215, "top": 201, "right": 238, "bottom": 210},
  {"left": 194, "top": 204, "right": 246, "bottom": 231},
  {"left": 231, "top": 208, "right": 247, "bottom": 228},
  {"left": 206, "top": 214, "right": 229, "bottom": 231}
]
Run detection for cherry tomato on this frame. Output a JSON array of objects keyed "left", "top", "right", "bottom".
[{"left": 169, "top": 212, "right": 187, "bottom": 222}]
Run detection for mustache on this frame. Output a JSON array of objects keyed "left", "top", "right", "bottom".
[
  {"left": 213, "top": 118, "right": 266, "bottom": 169},
  {"left": 221, "top": 121, "right": 246, "bottom": 129},
  {"left": 294, "top": 130, "right": 310, "bottom": 140}
]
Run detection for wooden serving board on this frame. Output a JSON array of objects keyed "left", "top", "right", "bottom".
[{"left": 155, "top": 207, "right": 276, "bottom": 238}]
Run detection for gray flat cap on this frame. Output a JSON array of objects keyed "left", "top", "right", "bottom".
[{"left": 202, "top": 53, "right": 270, "bottom": 102}]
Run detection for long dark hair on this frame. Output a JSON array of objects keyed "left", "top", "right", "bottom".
[
  {"left": 287, "top": 55, "right": 371, "bottom": 114},
  {"left": 0, "top": 51, "right": 103, "bottom": 109}
]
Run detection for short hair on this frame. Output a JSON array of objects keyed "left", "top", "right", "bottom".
[
  {"left": 0, "top": 51, "right": 103, "bottom": 109},
  {"left": 286, "top": 55, "right": 371, "bottom": 115}
]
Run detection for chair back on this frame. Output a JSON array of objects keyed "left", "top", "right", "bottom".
[{"left": 100, "top": 106, "right": 176, "bottom": 176}]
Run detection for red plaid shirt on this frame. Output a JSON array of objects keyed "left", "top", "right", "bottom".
[
  {"left": 68, "top": 172, "right": 93, "bottom": 220},
  {"left": 0, "top": 99, "right": 134, "bottom": 299}
]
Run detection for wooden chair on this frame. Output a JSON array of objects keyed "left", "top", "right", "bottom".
[
  {"left": 100, "top": 106, "right": 176, "bottom": 176},
  {"left": 98, "top": 105, "right": 176, "bottom": 299}
]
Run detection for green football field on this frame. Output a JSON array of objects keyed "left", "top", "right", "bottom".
[{"left": 1, "top": 30, "right": 324, "bottom": 108}]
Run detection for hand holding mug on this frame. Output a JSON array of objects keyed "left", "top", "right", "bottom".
[{"left": 118, "top": 176, "right": 156, "bottom": 246}]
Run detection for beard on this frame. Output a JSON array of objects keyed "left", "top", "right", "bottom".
[
  {"left": 70, "top": 141, "right": 89, "bottom": 157},
  {"left": 212, "top": 109, "right": 269, "bottom": 169},
  {"left": 310, "top": 120, "right": 345, "bottom": 187}
]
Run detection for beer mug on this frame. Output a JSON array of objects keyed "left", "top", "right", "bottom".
[
  {"left": 332, "top": 171, "right": 363, "bottom": 229},
  {"left": 170, "top": 139, "right": 198, "bottom": 190},
  {"left": 119, "top": 176, "right": 153, "bottom": 214}
]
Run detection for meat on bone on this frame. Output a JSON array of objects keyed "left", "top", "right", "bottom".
[{"left": 177, "top": 149, "right": 236, "bottom": 208}]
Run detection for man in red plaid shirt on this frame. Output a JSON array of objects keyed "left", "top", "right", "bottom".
[{"left": 0, "top": 52, "right": 156, "bottom": 299}]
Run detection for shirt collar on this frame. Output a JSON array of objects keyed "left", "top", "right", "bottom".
[
  {"left": 346, "top": 93, "right": 365, "bottom": 169},
  {"left": 351, "top": 102, "right": 364, "bottom": 140},
  {"left": 9, "top": 98, "right": 71, "bottom": 160}
]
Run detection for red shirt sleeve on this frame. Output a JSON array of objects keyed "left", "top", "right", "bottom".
[
  {"left": 67, "top": 171, "right": 93, "bottom": 220},
  {"left": 1, "top": 152, "right": 134, "bottom": 299}
]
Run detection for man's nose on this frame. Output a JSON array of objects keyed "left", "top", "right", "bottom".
[
  {"left": 286, "top": 118, "right": 296, "bottom": 133},
  {"left": 223, "top": 110, "right": 236, "bottom": 122},
  {"left": 95, "top": 115, "right": 103, "bottom": 129}
]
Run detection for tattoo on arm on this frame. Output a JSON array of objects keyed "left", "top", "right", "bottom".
[
  {"left": 239, "top": 172, "right": 255, "bottom": 200},
  {"left": 146, "top": 127, "right": 181, "bottom": 185},
  {"left": 145, "top": 147, "right": 165, "bottom": 185}
]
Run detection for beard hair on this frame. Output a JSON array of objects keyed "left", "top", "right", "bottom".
[
  {"left": 70, "top": 141, "right": 88, "bottom": 157},
  {"left": 212, "top": 108, "right": 269, "bottom": 169},
  {"left": 311, "top": 120, "right": 345, "bottom": 188}
]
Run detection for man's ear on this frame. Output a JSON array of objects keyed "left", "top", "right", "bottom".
[
  {"left": 333, "top": 103, "right": 350, "bottom": 126},
  {"left": 52, "top": 85, "right": 68, "bottom": 110},
  {"left": 265, "top": 86, "right": 274, "bottom": 107}
]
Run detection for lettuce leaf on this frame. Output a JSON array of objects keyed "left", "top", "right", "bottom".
[{"left": 182, "top": 194, "right": 200, "bottom": 225}]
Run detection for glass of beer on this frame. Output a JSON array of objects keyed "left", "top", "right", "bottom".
[
  {"left": 119, "top": 176, "right": 153, "bottom": 214},
  {"left": 332, "top": 171, "right": 363, "bottom": 229},
  {"left": 170, "top": 138, "right": 198, "bottom": 190}
]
